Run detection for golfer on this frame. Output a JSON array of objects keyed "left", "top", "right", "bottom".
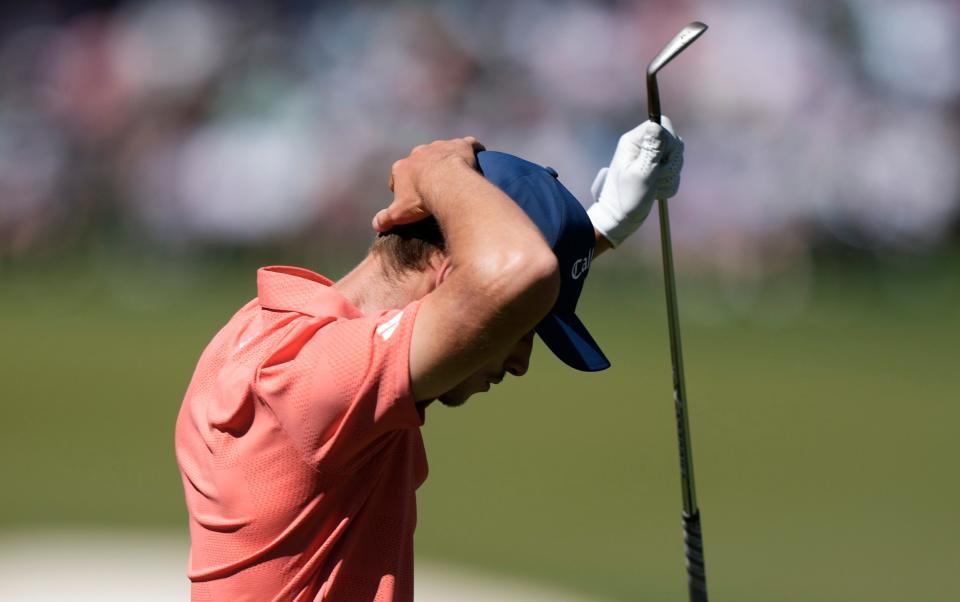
[{"left": 175, "top": 118, "right": 683, "bottom": 601}]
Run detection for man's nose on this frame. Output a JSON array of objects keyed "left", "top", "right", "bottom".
[{"left": 505, "top": 333, "right": 534, "bottom": 377}]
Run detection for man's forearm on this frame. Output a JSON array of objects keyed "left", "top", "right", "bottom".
[
  {"left": 424, "top": 160, "right": 559, "bottom": 334},
  {"left": 402, "top": 152, "right": 559, "bottom": 401},
  {"left": 424, "top": 160, "right": 553, "bottom": 276}
]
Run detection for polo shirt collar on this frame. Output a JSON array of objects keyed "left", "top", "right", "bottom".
[{"left": 257, "top": 266, "right": 363, "bottom": 319}]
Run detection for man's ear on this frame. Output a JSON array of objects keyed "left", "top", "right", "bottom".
[{"left": 434, "top": 255, "right": 454, "bottom": 288}]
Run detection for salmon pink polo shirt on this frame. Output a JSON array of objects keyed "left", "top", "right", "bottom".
[{"left": 175, "top": 266, "right": 428, "bottom": 602}]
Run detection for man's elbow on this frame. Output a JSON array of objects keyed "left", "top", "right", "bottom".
[
  {"left": 519, "top": 250, "right": 560, "bottom": 314},
  {"left": 482, "top": 248, "right": 560, "bottom": 318}
]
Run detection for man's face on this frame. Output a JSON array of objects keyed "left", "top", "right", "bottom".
[{"left": 437, "top": 331, "right": 536, "bottom": 407}]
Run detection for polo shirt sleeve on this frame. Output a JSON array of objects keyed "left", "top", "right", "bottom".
[{"left": 254, "top": 299, "right": 423, "bottom": 473}]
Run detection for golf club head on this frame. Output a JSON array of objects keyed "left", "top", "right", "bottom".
[
  {"left": 646, "top": 21, "right": 708, "bottom": 123},
  {"left": 647, "top": 21, "right": 708, "bottom": 77}
]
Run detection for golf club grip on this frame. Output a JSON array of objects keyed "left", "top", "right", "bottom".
[{"left": 683, "top": 511, "right": 708, "bottom": 601}]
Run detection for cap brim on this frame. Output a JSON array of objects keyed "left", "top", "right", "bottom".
[{"left": 535, "top": 312, "right": 610, "bottom": 372}]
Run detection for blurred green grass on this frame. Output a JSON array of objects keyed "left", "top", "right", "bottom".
[{"left": 2, "top": 254, "right": 958, "bottom": 601}]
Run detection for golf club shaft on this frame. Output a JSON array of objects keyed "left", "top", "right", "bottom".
[
  {"left": 657, "top": 195, "right": 707, "bottom": 602},
  {"left": 653, "top": 193, "right": 697, "bottom": 516}
]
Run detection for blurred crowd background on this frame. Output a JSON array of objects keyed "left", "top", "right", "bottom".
[
  {"left": 3, "top": 0, "right": 957, "bottom": 276},
  {"left": 2, "top": 2, "right": 959, "bottom": 601}
]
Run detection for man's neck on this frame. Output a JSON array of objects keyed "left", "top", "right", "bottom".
[{"left": 333, "top": 254, "right": 435, "bottom": 315}]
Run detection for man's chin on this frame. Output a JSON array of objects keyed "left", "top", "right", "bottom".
[{"left": 437, "top": 391, "right": 472, "bottom": 408}]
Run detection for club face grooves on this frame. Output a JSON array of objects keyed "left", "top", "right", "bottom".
[{"left": 647, "top": 22, "right": 708, "bottom": 77}]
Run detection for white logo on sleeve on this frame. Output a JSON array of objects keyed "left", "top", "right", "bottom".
[{"left": 376, "top": 311, "right": 403, "bottom": 341}]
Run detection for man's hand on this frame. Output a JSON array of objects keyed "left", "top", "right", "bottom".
[
  {"left": 587, "top": 117, "right": 683, "bottom": 248},
  {"left": 373, "top": 137, "right": 485, "bottom": 232}
]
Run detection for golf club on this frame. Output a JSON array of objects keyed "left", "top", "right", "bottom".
[{"left": 646, "top": 20, "right": 709, "bottom": 602}]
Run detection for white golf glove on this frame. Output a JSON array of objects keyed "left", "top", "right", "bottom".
[{"left": 587, "top": 117, "right": 684, "bottom": 247}]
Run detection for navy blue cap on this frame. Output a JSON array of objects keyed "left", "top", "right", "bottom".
[{"left": 476, "top": 151, "right": 610, "bottom": 372}]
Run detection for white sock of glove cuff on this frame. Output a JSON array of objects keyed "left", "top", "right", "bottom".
[{"left": 587, "top": 117, "right": 683, "bottom": 248}]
